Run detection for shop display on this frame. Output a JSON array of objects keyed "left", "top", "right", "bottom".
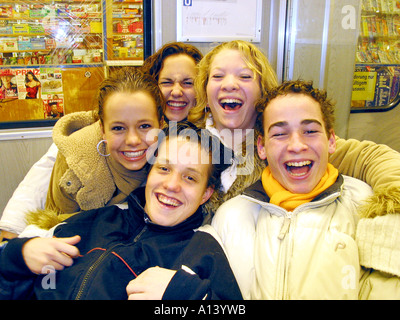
[
  {"left": 106, "top": 0, "right": 144, "bottom": 61},
  {"left": 351, "top": 0, "right": 400, "bottom": 111},
  {"left": 0, "top": 0, "right": 104, "bottom": 66},
  {"left": 0, "top": 0, "right": 148, "bottom": 127}
]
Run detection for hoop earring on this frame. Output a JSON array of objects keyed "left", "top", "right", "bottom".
[{"left": 97, "top": 140, "right": 110, "bottom": 157}]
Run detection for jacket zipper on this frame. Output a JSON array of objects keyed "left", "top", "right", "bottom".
[
  {"left": 276, "top": 211, "right": 292, "bottom": 299},
  {"left": 278, "top": 212, "right": 292, "bottom": 240},
  {"left": 74, "top": 225, "right": 148, "bottom": 300},
  {"left": 75, "top": 243, "right": 121, "bottom": 300}
]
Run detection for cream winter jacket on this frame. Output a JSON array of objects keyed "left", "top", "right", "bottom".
[{"left": 212, "top": 175, "right": 400, "bottom": 300}]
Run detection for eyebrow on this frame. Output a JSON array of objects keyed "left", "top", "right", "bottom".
[
  {"left": 159, "top": 76, "right": 194, "bottom": 81},
  {"left": 156, "top": 158, "right": 204, "bottom": 175},
  {"left": 268, "top": 119, "right": 323, "bottom": 132}
]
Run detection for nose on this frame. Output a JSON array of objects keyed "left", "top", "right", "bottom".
[
  {"left": 287, "top": 133, "right": 308, "bottom": 153},
  {"left": 221, "top": 74, "right": 239, "bottom": 91},
  {"left": 163, "top": 172, "right": 182, "bottom": 193},
  {"left": 126, "top": 128, "right": 142, "bottom": 147},
  {"left": 171, "top": 82, "right": 184, "bottom": 97}
]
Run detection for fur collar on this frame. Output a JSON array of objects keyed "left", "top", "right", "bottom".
[{"left": 52, "top": 111, "right": 115, "bottom": 210}]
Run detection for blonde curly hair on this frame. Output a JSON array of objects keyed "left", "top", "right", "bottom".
[{"left": 188, "top": 40, "right": 278, "bottom": 128}]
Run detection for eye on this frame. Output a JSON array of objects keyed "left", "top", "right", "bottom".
[
  {"left": 240, "top": 74, "right": 253, "bottom": 79},
  {"left": 304, "top": 130, "right": 318, "bottom": 135},
  {"left": 182, "top": 80, "right": 194, "bottom": 87},
  {"left": 156, "top": 165, "right": 169, "bottom": 173},
  {"left": 183, "top": 174, "right": 197, "bottom": 183},
  {"left": 139, "top": 123, "right": 152, "bottom": 130},
  {"left": 269, "top": 130, "right": 287, "bottom": 138},
  {"left": 159, "top": 80, "right": 173, "bottom": 86},
  {"left": 111, "top": 126, "right": 125, "bottom": 131},
  {"left": 210, "top": 73, "right": 223, "bottom": 79}
]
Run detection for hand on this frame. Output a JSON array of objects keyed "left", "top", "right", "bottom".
[
  {"left": 22, "top": 235, "right": 81, "bottom": 274},
  {"left": 126, "top": 266, "right": 176, "bottom": 300},
  {"left": 0, "top": 230, "right": 18, "bottom": 242}
]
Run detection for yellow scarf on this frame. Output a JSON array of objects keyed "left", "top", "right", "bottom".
[{"left": 261, "top": 163, "right": 339, "bottom": 211}]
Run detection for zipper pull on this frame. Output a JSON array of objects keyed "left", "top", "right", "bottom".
[{"left": 278, "top": 214, "right": 291, "bottom": 240}]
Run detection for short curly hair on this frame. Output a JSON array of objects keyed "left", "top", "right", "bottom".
[{"left": 255, "top": 80, "right": 335, "bottom": 138}]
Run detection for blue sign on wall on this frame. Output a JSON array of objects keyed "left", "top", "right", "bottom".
[{"left": 183, "top": 0, "right": 192, "bottom": 6}]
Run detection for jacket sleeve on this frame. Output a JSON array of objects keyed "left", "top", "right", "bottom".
[
  {"left": 0, "top": 238, "right": 38, "bottom": 300},
  {"left": 357, "top": 214, "right": 400, "bottom": 299},
  {"left": 331, "top": 137, "right": 400, "bottom": 191},
  {"left": 0, "top": 144, "right": 58, "bottom": 235},
  {"left": 0, "top": 238, "right": 36, "bottom": 280},
  {"left": 162, "top": 228, "right": 243, "bottom": 300},
  {"left": 212, "top": 198, "right": 257, "bottom": 300}
]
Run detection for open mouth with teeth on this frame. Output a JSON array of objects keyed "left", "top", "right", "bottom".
[
  {"left": 156, "top": 193, "right": 182, "bottom": 208},
  {"left": 122, "top": 149, "right": 146, "bottom": 160},
  {"left": 220, "top": 98, "right": 243, "bottom": 111},
  {"left": 285, "top": 160, "right": 313, "bottom": 177},
  {"left": 167, "top": 101, "right": 188, "bottom": 110}
]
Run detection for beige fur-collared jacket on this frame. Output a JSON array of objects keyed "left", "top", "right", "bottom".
[{"left": 45, "top": 111, "right": 115, "bottom": 214}]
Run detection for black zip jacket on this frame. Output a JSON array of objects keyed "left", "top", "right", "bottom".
[{"left": 0, "top": 188, "right": 242, "bottom": 300}]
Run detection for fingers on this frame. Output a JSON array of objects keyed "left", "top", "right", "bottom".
[
  {"left": 128, "top": 293, "right": 146, "bottom": 300},
  {"left": 22, "top": 236, "right": 82, "bottom": 274},
  {"left": 60, "top": 235, "right": 81, "bottom": 246},
  {"left": 126, "top": 267, "right": 176, "bottom": 300},
  {"left": 48, "top": 236, "right": 81, "bottom": 269},
  {"left": 126, "top": 282, "right": 147, "bottom": 300},
  {"left": 55, "top": 235, "right": 81, "bottom": 258}
]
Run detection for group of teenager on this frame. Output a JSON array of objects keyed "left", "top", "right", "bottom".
[{"left": 0, "top": 40, "right": 399, "bottom": 300}]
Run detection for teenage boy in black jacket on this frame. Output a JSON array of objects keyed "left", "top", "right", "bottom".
[{"left": 0, "top": 123, "right": 242, "bottom": 300}]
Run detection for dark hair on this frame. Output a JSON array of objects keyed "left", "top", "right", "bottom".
[
  {"left": 141, "top": 42, "right": 203, "bottom": 81},
  {"left": 255, "top": 79, "right": 335, "bottom": 138},
  {"left": 25, "top": 71, "right": 40, "bottom": 83},
  {"left": 95, "top": 67, "right": 165, "bottom": 125},
  {"left": 150, "top": 121, "right": 232, "bottom": 191}
]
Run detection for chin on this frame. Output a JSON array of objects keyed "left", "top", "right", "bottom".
[
  {"left": 166, "top": 111, "right": 188, "bottom": 122},
  {"left": 123, "top": 160, "right": 146, "bottom": 171}
]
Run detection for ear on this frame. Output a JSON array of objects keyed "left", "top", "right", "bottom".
[
  {"left": 328, "top": 130, "right": 336, "bottom": 154},
  {"left": 200, "top": 187, "right": 214, "bottom": 205},
  {"left": 257, "top": 135, "right": 267, "bottom": 160}
]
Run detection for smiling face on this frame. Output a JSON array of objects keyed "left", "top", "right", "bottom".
[
  {"left": 206, "top": 49, "right": 262, "bottom": 133},
  {"left": 144, "top": 136, "right": 214, "bottom": 227},
  {"left": 158, "top": 54, "right": 197, "bottom": 122},
  {"left": 257, "top": 93, "right": 336, "bottom": 194},
  {"left": 101, "top": 91, "right": 160, "bottom": 171}
]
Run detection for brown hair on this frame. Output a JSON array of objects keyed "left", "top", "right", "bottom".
[
  {"left": 141, "top": 42, "right": 203, "bottom": 81},
  {"left": 256, "top": 79, "right": 335, "bottom": 138},
  {"left": 95, "top": 67, "right": 165, "bottom": 125}
]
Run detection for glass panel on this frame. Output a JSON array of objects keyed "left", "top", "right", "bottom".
[{"left": 351, "top": 0, "right": 400, "bottom": 112}]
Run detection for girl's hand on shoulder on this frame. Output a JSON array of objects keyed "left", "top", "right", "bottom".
[{"left": 22, "top": 235, "right": 81, "bottom": 274}]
